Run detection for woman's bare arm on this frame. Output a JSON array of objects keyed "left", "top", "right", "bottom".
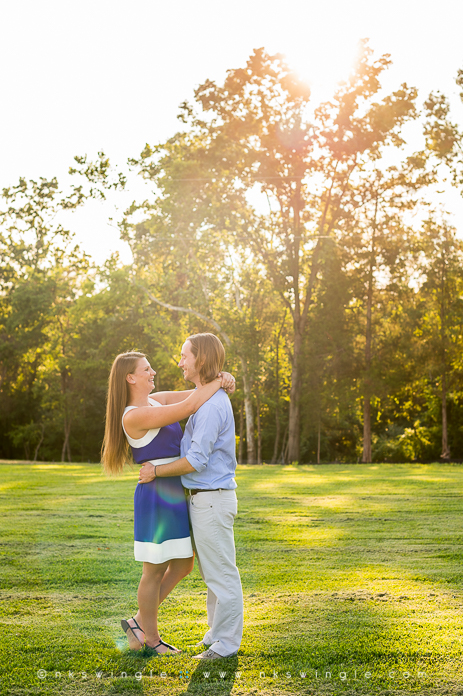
[
  {"left": 151, "top": 389, "right": 195, "bottom": 406},
  {"left": 150, "top": 372, "right": 236, "bottom": 406},
  {"left": 123, "top": 379, "right": 222, "bottom": 438}
]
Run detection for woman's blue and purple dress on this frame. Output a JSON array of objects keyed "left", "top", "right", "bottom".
[{"left": 122, "top": 398, "right": 193, "bottom": 564}]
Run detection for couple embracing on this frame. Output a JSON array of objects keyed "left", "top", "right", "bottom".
[{"left": 101, "top": 333, "right": 243, "bottom": 659}]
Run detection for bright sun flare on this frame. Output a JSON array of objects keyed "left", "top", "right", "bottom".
[{"left": 286, "top": 40, "right": 360, "bottom": 101}]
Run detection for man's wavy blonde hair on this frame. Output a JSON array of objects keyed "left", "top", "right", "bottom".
[{"left": 186, "top": 333, "right": 225, "bottom": 384}]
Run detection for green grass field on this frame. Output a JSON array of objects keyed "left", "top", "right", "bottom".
[{"left": 1, "top": 461, "right": 462, "bottom": 696}]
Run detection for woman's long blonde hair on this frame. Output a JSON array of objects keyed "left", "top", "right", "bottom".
[{"left": 101, "top": 351, "right": 146, "bottom": 475}]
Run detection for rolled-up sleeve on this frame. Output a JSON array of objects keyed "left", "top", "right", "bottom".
[{"left": 184, "top": 403, "right": 222, "bottom": 472}]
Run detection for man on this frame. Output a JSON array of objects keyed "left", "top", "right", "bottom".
[{"left": 138, "top": 332, "right": 243, "bottom": 659}]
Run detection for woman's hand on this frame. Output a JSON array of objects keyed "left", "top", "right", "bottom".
[{"left": 219, "top": 371, "right": 236, "bottom": 394}]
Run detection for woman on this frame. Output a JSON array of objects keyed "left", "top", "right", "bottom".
[{"left": 101, "top": 351, "right": 234, "bottom": 655}]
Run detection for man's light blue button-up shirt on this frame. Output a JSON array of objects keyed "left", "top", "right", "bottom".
[{"left": 181, "top": 389, "right": 237, "bottom": 490}]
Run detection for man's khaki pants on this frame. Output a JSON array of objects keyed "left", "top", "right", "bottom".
[{"left": 188, "top": 489, "right": 243, "bottom": 656}]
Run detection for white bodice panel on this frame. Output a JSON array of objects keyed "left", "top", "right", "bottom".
[{"left": 122, "top": 397, "right": 161, "bottom": 448}]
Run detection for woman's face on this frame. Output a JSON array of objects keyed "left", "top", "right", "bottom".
[{"left": 127, "top": 357, "right": 156, "bottom": 391}]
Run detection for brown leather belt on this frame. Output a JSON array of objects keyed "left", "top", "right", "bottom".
[{"left": 184, "top": 488, "right": 224, "bottom": 496}]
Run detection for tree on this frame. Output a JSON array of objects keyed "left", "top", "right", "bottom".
[
  {"left": 415, "top": 219, "right": 463, "bottom": 459},
  {"left": 157, "top": 43, "right": 420, "bottom": 462},
  {"left": 338, "top": 155, "right": 432, "bottom": 461},
  {"left": 122, "top": 128, "right": 287, "bottom": 463},
  {"left": 0, "top": 176, "right": 87, "bottom": 458}
]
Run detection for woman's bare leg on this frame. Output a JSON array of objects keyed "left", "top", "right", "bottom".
[
  {"left": 159, "top": 556, "right": 195, "bottom": 604},
  {"left": 126, "top": 556, "right": 194, "bottom": 651},
  {"left": 127, "top": 561, "right": 180, "bottom": 654},
  {"left": 138, "top": 561, "right": 167, "bottom": 645}
]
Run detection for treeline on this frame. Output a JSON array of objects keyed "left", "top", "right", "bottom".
[{"left": 2, "top": 44, "right": 463, "bottom": 464}]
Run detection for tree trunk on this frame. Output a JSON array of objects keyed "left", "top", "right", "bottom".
[
  {"left": 272, "top": 313, "right": 285, "bottom": 463},
  {"left": 363, "top": 249, "right": 373, "bottom": 464},
  {"left": 280, "top": 424, "right": 289, "bottom": 463},
  {"left": 33, "top": 424, "right": 45, "bottom": 462},
  {"left": 317, "top": 417, "right": 321, "bottom": 464},
  {"left": 238, "top": 403, "right": 244, "bottom": 465},
  {"left": 362, "top": 394, "right": 371, "bottom": 463},
  {"left": 61, "top": 416, "right": 72, "bottom": 462},
  {"left": 256, "top": 385, "right": 262, "bottom": 465},
  {"left": 441, "top": 371, "right": 450, "bottom": 459},
  {"left": 362, "top": 196, "right": 378, "bottom": 464},
  {"left": 285, "top": 199, "right": 324, "bottom": 465},
  {"left": 61, "top": 367, "right": 71, "bottom": 462},
  {"left": 287, "top": 329, "right": 303, "bottom": 463},
  {"left": 240, "top": 357, "right": 256, "bottom": 464},
  {"left": 440, "top": 253, "right": 450, "bottom": 460},
  {"left": 272, "top": 400, "right": 281, "bottom": 464}
]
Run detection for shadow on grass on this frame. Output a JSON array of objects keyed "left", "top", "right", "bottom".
[{"left": 179, "top": 656, "right": 238, "bottom": 696}]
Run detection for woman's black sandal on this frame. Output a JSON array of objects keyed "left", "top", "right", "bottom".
[
  {"left": 141, "top": 639, "right": 181, "bottom": 656},
  {"left": 121, "top": 618, "right": 144, "bottom": 648}
]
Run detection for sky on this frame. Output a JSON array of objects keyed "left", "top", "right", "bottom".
[{"left": 1, "top": 0, "right": 463, "bottom": 264}]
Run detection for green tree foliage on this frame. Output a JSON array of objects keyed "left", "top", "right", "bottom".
[
  {"left": 1, "top": 48, "right": 463, "bottom": 464},
  {"left": 0, "top": 177, "right": 86, "bottom": 459},
  {"left": 412, "top": 220, "right": 463, "bottom": 459},
  {"left": 141, "top": 43, "right": 421, "bottom": 463}
]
